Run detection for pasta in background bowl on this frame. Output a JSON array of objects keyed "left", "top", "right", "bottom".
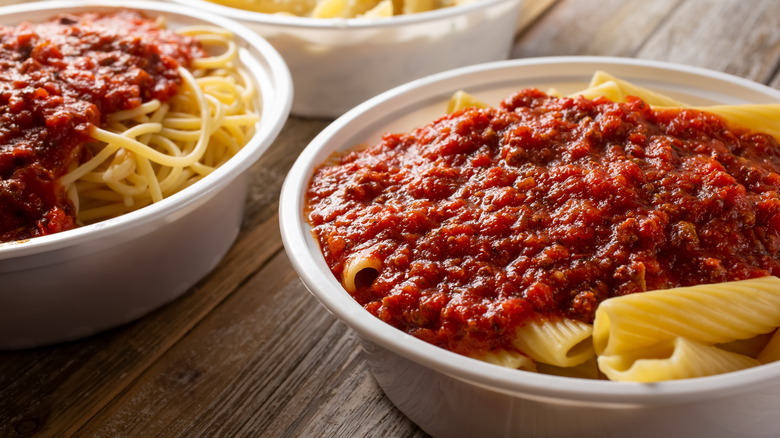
[
  {"left": 0, "top": 0, "right": 292, "bottom": 349},
  {"left": 280, "top": 57, "right": 780, "bottom": 437},
  {"left": 203, "top": 0, "right": 477, "bottom": 18},
  {"left": 165, "top": 0, "right": 521, "bottom": 118}
]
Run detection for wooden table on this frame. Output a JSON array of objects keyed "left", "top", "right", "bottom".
[{"left": 2, "top": 0, "right": 780, "bottom": 436}]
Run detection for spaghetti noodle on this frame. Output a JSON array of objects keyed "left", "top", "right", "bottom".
[{"left": 0, "top": 11, "right": 259, "bottom": 242}]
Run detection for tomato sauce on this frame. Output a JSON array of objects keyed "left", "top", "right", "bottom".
[
  {"left": 0, "top": 11, "right": 204, "bottom": 243},
  {"left": 306, "top": 89, "right": 780, "bottom": 356}
]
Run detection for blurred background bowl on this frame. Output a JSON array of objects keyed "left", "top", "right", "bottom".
[
  {"left": 168, "top": 0, "right": 522, "bottom": 118},
  {"left": 0, "top": 0, "right": 293, "bottom": 350},
  {"left": 280, "top": 56, "right": 780, "bottom": 437}
]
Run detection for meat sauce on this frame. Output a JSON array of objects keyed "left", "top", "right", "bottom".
[
  {"left": 306, "top": 89, "right": 780, "bottom": 356},
  {"left": 0, "top": 11, "right": 204, "bottom": 243}
]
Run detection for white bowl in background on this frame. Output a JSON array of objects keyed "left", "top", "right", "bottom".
[
  {"left": 280, "top": 56, "right": 780, "bottom": 438},
  {"left": 168, "top": 0, "right": 522, "bottom": 118},
  {"left": 0, "top": 0, "right": 293, "bottom": 350}
]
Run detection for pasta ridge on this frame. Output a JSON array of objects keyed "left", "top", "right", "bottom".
[
  {"left": 594, "top": 277, "right": 780, "bottom": 356},
  {"left": 511, "top": 318, "right": 594, "bottom": 367},
  {"left": 598, "top": 337, "right": 761, "bottom": 382}
]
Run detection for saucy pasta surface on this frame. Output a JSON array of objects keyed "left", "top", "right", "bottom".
[{"left": 306, "top": 87, "right": 780, "bottom": 358}]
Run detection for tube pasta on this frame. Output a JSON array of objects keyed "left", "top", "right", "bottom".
[
  {"left": 536, "top": 357, "right": 602, "bottom": 380},
  {"left": 342, "top": 248, "right": 382, "bottom": 293},
  {"left": 576, "top": 70, "right": 689, "bottom": 107},
  {"left": 598, "top": 337, "right": 762, "bottom": 382},
  {"left": 512, "top": 318, "right": 594, "bottom": 368},
  {"left": 717, "top": 332, "right": 775, "bottom": 358},
  {"left": 593, "top": 276, "right": 780, "bottom": 357},
  {"left": 757, "top": 330, "right": 780, "bottom": 364},
  {"left": 438, "top": 73, "right": 780, "bottom": 382},
  {"left": 471, "top": 349, "right": 537, "bottom": 372},
  {"left": 63, "top": 26, "right": 259, "bottom": 225}
]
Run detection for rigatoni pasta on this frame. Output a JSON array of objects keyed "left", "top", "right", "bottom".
[
  {"left": 306, "top": 70, "right": 780, "bottom": 383},
  {"left": 511, "top": 318, "right": 594, "bottom": 368},
  {"left": 598, "top": 337, "right": 763, "bottom": 382},
  {"left": 593, "top": 276, "right": 780, "bottom": 357}
]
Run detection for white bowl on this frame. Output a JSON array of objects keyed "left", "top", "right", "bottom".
[
  {"left": 168, "top": 0, "right": 521, "bottom": 118},
  {"left": 280, "top": 56, "right": 780, "bottom": 438},
  {"left": 0, "top": 0, "right": 293, "bottom": 350}
]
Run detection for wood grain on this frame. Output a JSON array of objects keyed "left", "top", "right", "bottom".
[
  {"left": 77, "top": 250, "right": 424, "bottom": 437},
  {"left": 512, "top": 0, "right": 684, "bottom": 58},
  {"left": 3, "top": 0, "right": 780, "bottom": 437},
  {"left": 634, "top": 0, "right": 780, "bottom": 83},
  {"left": 0, "top": 118, "right": 324, "bottom": 438}
]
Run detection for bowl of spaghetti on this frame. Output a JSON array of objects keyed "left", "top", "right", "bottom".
[
  {"left": 280, "top": 56, "right": 780, "bottom": 437},
  {"left": 0, "top": 0, "right": 292, "bottom": 349},
  {"left": 167, "top": 0, "right": 521, "bottom": 118}
]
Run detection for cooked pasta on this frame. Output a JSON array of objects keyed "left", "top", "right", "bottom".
[
  {"left": 598, "top": 337, "right": 762, "bottom": 382},
  {"left": 342, "top": 248, "right": 382, "bottom": 293},
  {"left": 593, "top": 276, "right": 780, "bottom": 357},
  {"left": 0, "top": 12, "right": 260, "bottom": 243},
  {"left": 441, "top": 76, "right": 780, "bottom": 381},
  {"left": 471, "top": 349, "right": 537, "bottom": 372},
  {"left": 757, "top": 330, "right": 780, "bottom": 364},
  {"left": 536, "top": 357, "right": 602, "bottom": 380},
  {"left": 206, "top": 0, "right": 473, "bottom": 18},
  {"left": 308, "top": 70, "right": 780, "bottom": 384},
  {"left": 62, "top": 25, "right": 259, "bottom": 225},
  {"left": 511, "top": 318, "right": 594, "bottom": 368}
]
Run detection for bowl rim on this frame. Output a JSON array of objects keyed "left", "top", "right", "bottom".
[
  {"left": 280, "top": 55, "right": 780, "bottom": 405},
  {"left": 167, "top": 0, "right": 521, "bottom": 30},
  {"left": 0, "top": 0, "right": 293, "bottom": 260}
]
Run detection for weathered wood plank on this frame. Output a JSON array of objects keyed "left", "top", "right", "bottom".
[
  {"left": 515, "top": 0, "right": 559, "bottom": 34},
  {"left": 512, "top": 0, "right": 683, "bottom": 58},
  {"left": 0, "top": 116, "right": 325, "bottom": 438},
  {"left": 635, "top": 0, "right": 780, "bottom": 83},
  {"left": 0, "top": 215, "right": 284, "bottom": 438},
  {"left": 3, "top": 1, "right": 780, "bottom": 438},
  {"left": 76, "top": 251, "right": 424, "bottom": 437}
]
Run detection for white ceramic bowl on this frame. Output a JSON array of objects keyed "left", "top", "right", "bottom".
[
  {"left": 0, "top": 0, "right": 292, "bottom": 350},
  {"left": 280, "top": 56, "right": 780, "bottom": 438},
  {"left": 167, "top": 0, "right": 521, "bottom": 118}
]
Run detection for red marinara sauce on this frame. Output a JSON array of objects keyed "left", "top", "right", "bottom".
[
  {"left": 306, "top": 89, "right": 780, "bottom": 356},
  {"left": 0, "top": 11, "right": 205, "bottom": 243}
]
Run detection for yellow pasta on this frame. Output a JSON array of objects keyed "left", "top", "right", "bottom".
[
  {"left": 593, "top": 277, "right": 780, "bottom": 357},
  {"left": 577, "top": 70, "right": 780, "bottom": 142},
  {"left": 757, "top": 330, "right": 780, "bottom": 364},
  {"left": 64, "top": 27, "right": 259, "bottom": 224},
  {"left": 446, "top": 90, "right": 490, "bottom": 114},
  {"left": 536, "top": 357, "right": 602, "bottom": 380},
  {"left": 512, "top": 318, "right": 595, "bottom": 368},
  {"left": 431, "top": 74, "right": 780, "bottom": 382},
  {"left": 471, "top": 349, "right": 537, "bottom": 372},
  {"left": 598, "top": 337, "right": 761, "bottom": 382},
  {"left": 717, "top": 332, "right": 774, "bottom": 358},
  {"left": 577, "top": 70, "right": 689, "bottom": 107},
  {"left": 676, "top": 104, "right": 780, "bottom": 142},
  {"left": 206, "top": 0, "right": 469, "bottom": 18},
  {"left": 361, "top": 0, "right": 394, "bottom": 17}
]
